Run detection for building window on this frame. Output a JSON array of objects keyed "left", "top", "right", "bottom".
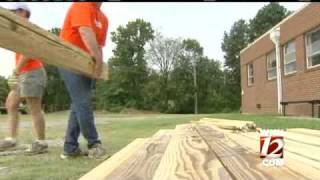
[
  {"left": 267, "top": 50, "right": 277, "bottom": 80},
  {"left": 283, "top": 41, "right": 297, "bottom": 75},
  {"left": 247, "top": 63, "right": 254, "bottom": 86},
  {"left": 306, "top": 28, "right": 320, "bottom": 68}
]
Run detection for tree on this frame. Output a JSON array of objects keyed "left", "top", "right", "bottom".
[
  {"left": 106, "top": 19, "right": 154, "bottom": 109},
  {"left": 220, "top": 3, "right": 290, "bottom": 111},
  {"left": 146, "top": 32, "right": 183, "bottom": 111},
  {"left": 0, "top": 76, "right": 8, "bottom": 106},
  {"left": 168, "top": 39, "right": 205, "bottom": 113},
  {"left": 221, "top": 19, "right": 249, "bottom": 110},
  {"left": 170, "top": 53, "right": 194, "bottom": 113},
  {"left": 248, "top": 2, "right": 290, "bottom": 42},
  {"left": 196, "top": 57, "right": 225, "bottom": 113},
  {"left": 42, "top": 28, "right": 70, "bottom": 112},
  {"left": 181, "top": 39, "right": 203, "bottom": 114}
]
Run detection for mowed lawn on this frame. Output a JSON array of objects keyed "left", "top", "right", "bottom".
[{"left": 0, "top": 111, "right": 320, "bottom": 180}]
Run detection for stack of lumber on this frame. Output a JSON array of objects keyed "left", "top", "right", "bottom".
[
  {"left": 0, "top": 6, "right": 108, "bottom": 80},
  {"left": 80, "top": 118, "right": 320, "bottom": 180},
  {"left": 197, "top": 118, "right": 257, "bottom": 132}
]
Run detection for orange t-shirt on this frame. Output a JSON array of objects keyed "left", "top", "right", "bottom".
[
  {"left": 15, "top": 53, "right": 43, "bottom": 74},
  {"left": 60, "top": 2, "right": 108, "bottom": 53}
]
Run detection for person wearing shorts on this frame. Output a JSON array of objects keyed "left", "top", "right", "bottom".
[{"left": 0, "top": 3, "right": 48, "bottom": 154}]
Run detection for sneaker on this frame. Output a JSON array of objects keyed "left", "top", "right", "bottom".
[
  {"left": 60, "top": 148, "right": 88, "bottom": 160},
  {"left": 88, "top": 144, "right": 110, "bottom": 160},
  {"left": 0, "top": 139, "right": 17, "bottom": 151},
  {"left": 24, "top": 141, "right": 48, "bottom": 155}
]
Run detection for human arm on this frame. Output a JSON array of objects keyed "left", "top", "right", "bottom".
[{"left": 78, "top": 26, "right": 103, "bottom": 79}]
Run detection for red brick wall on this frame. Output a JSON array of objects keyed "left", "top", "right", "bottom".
[
  {"left": 241, "top": 55, "right": 278, "bottom": 114},
  {"left": 240, "top": 3, "right": 320, "bottom": 116}
]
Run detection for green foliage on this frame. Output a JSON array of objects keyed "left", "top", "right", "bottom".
[
  {"left": 42, "top": 28, "right": 70, "bottom": 112},
  {"left": 221, "top": 3, "right": 290, "bottom": 111},
  {"left": 170, "top": 54, "right": 194, "bottom": 113},
  {"left": 221, "top": 19, "right": 249, "bottom": 110},
  {"left": 248, "top": 2, "right": 290, "bottom": 42},
  {"left": 105, "top": 19, "right": 155, "bottom": 109},
  {"left": 0, "top": 76, "right": 9, "bottom": 106},
  {"left": 169, "top": 39, "right": 225, "bottom": 113},
  {"left": 145, "top": 32, "right": 183, "bottom": 112}
]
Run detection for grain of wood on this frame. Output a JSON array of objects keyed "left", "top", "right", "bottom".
[
  {"left": 103, "top": 130, "right": 173, "bottom": 180},
  {"left": 193, "top": 123, "right": 313, "bottom": 180},
  {"left": 239, "top": 131, "right": 320, "bottom": 167},
  {"left": 288, "top": 128, "right": 320, "bottom": 137},
  {"left": 225, "top": 130, "right": 320, "bottom": 179},
  {"left": 0, "top": 7, "right": 109, "bottom": 80},
  {"left": 199, "top": 118, "right": 256, "bottom": 131},
  {"left": 79, "top": 138, "right": 149, "bottom": 180},
  {"left": 199, "top": 118, "right": 254, "bottom": 125},
  {"left": 198, "top": 123, "right": 320, "bottom": 180},
  {"left": 152, "top": 124, "right": 232, "bottom": 180},
  {"left": 284, "top": 131, "right": 320, "bottom": 147}
]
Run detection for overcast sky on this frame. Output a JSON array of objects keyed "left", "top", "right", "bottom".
[{"left": 0, "top": 2, "right": 306, "bottom": 77}]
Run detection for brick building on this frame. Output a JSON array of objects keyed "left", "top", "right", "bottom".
[{"left": 240, "top": 3, "right": 320, "bottom": 116}]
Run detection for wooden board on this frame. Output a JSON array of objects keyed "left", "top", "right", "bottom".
[
  {"left": 238, "top": 131, "right": 320, "bottom": 166},
  {"left": 200, "top": 118, "right": 254, "bottom": 124},
  {"left": 198, "top": 118, "right": 256, "bottom": 132},
  {"left": 225, "top": 130, "right": 320, "bottom": 179},
  {"left": 0, "top": 7, "right": 109, "bottom": 80},
  {"left": 288, "top": 128, "right": 320, "bottom": 137},
  {"left": 196, "top": 121, "right": 320, "bottom": 179},
  {"left": 102, "top": 130, "right": 173, "bottom": 180},
  {"left": 193, "top": 123, "right": 315, "bottom": 180},
  {"left": 79, "top": 138, "right": 149, "bottom": 180},
  {"left": 284, "top": 131, "right": 320, "bottom": 147},
  {"left": 152, "top": 124, "right": 232, "bottom": 180}
]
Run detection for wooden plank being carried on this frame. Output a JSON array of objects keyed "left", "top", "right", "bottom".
[
  {"left": 79, "top": 138, "right": 149, "bottom": 180},
  {"left": 152, "top": 124, "right": 232, "bottom": 180},
  {"left": 102, "top": 129, "right": 173, "bottom": 180},
  {"left": 193, "top": 123, "right": 314, "bottom": 180},
  {"left": 0, "top": 7, "right": 109, "bottom": 80}
]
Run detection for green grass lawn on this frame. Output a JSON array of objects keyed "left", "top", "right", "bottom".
[{"left": 0, "top": 112, "right": 319, "bottom": 180}]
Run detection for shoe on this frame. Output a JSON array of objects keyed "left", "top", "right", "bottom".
[
  {"left": 60, "top": 148, "right": 88, "bottom": 160},
  {"left": 0, "top": 139, "right": 17, "bottom": 151},
  {"left": 24, "top": 141, "right": 48, "bottom": 155},
  {"left": 88, "top": 144, "right": 110, "bottom": 160}
]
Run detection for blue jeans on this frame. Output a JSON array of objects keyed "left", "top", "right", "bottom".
[{"left": 58, "top": 68, "right": 101, "bottom": 153}]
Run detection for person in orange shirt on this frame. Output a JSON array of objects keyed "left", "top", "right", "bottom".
[
  {"left": 58, "top": 2, "right": 109, "bottom": 159},
  {"left": 0, "top": 3, "right": 48, "bottom": 154}
]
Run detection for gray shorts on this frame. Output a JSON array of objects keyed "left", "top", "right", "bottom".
[{"left": 17, "top": 68, "right": 47, "bottom": 98}]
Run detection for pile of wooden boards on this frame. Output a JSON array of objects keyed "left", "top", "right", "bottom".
[
  {"left": 79, "top": 118, "right": 320, "bottom": 180},
  {"left": 0, "top": 6, "right": 109, "bottom": 80}
]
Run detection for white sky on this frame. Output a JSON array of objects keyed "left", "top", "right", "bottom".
[{"left": 0, "top": 2, "right": 305, "bottom": 78}]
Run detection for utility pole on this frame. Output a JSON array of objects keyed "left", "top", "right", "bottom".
[{"left": 192, "top": 55, "right": 198, "bottom": 114}]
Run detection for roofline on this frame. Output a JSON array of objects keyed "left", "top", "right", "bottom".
[{"left": 240, "top": 2, "right": 311, "bottom": 54}]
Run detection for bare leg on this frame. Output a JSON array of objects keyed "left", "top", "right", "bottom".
[
  {"left": 5, "top": 89, "right": 20, "bottom": 139},
  {"left": 26, "top": 98, "right": 45, "bottom": 140}
]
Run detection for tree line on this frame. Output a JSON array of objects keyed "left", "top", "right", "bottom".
[{"left": 0, "top": 3, "right": 290, "bottom": 114}]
